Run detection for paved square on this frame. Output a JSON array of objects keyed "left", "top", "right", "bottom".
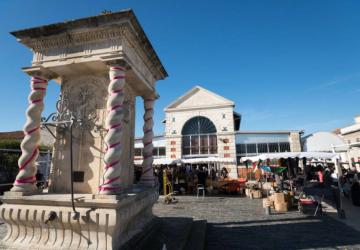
[
  {"left": 153, "top": 196, "right": 360, "bottom": 250},
  {"left": 0, "top": 196, "right": 359, "bottom": 249}
]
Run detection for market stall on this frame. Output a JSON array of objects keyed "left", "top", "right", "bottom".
[
  {"left": 241, "top": 151, "right": 342, "bottom": 214},
  {"left": 136, "top": 156, "right": 245, "bottom": 195}
]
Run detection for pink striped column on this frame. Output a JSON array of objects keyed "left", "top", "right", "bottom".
[
  {"left": 139, "top": 98, "right": 156, "bottom": 186},
  {"left": 99, "top": 66, "right": 126, "bottom": 194},
  {"left": 11, "top": 76, "right": 48, "bottom": 194}
]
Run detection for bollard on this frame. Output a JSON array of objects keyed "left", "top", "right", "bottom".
[{"left": 265, "top": 205, "right": 271, "bottom": 216}]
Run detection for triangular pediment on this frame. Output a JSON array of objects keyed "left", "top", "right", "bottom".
[{"left": 165, "top": 85, "right": 234, "bottom": 111}]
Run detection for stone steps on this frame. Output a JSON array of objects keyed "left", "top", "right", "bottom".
[{"left": 125, "top": 216, "right": 207, "bottom": 250}]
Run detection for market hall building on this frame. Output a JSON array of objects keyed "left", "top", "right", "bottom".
[{"left": 134, "top": 86, "right": 302, "bottom": 178}]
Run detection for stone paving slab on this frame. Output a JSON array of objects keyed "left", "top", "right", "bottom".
[
  {"left": 153, "top": 196, "right": 360, "bottom": 250},
  {"left": 0, "top": 223, "right": 6, "bottom": 241}
]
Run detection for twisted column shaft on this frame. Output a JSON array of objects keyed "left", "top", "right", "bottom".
[
  {"left": 99, "top": 66, "right": 126, "bottom": 194},
  {"left": 12, "top": 76, "right": 48, "bottom": 193},
  {"left": 140, "top": 98, "right": 156, "bottom": 186}
]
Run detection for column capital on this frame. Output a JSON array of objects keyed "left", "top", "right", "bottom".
[
  {"left": 142, "top": 92, "right": 159, "bottom": 101},
  {"left": 101, "top": 56, "right": 131, "bottom": 71},
  {"left": 22, "top": 66, "right": 57, "bottom": 80}
]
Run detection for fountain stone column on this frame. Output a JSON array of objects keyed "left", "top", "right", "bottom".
[{"left": 0, "top": 9, "right": 167, "bottom": 250}]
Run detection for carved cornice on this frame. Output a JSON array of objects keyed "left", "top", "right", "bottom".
[{"left": 22, "top": 25, "right": 127, "bottom": 51}]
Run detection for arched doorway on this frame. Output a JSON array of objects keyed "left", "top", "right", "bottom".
[{"left": 181, "top": 116, "right": 217, "bottom": 156}]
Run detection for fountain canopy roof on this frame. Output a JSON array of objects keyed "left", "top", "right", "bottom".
[{"left": 10, "top": 9, "right": 167, "bottom": 80}]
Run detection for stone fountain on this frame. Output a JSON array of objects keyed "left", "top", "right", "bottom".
[{"left": 0, "top": 9, "right": 167, "bottom": 249}]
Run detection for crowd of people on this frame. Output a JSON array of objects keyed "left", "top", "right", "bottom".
[
  {"left": 341, "top": 167, "right": 360, "bottom": 206},
  {"left": 153, "top": 164, "right": 230, "bottom": 195}
]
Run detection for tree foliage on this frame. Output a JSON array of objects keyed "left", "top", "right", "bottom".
[{"left": 0, "top": 139, "right": 52, "bottom": 184}]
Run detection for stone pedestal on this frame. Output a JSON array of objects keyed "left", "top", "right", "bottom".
[{"left": 0, "top": 186, "right": 158, "bottom": 250}]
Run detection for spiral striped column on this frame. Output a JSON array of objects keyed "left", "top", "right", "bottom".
[
  {"left": 99, "top": 66, "right": 126, "bottom": 194},
  {"left": 11, "top": 76, "right": 48, "bottom": 194},
  {"left": 139, "top": 98, "right": 156, "bottom": 186}
]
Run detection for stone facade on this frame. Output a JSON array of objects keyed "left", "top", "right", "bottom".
[
  {"left": 134, "top": 86, "right": 303, "bottom": 179},
  {"left": 290, "top": 132, "right": 302, "bottom": 152},
  {"left": 164, "top": 86, "right": 238, "bottom": 178},
  {"left": 340, "top": 115, "right": 360, "bottom": 164}
]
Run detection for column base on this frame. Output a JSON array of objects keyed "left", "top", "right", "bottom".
[
  {"left": 0, "top": 185, "right": 159, "bottom": 250},
  {"left": 8, "top": 185, "right": 42, "bottom": 196}
]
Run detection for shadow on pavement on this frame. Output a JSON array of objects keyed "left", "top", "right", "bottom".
[{"left": 206, "top": 215, "right": 360, "bottom": 250}]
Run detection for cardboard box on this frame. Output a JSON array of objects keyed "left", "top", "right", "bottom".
[
  {"left": 251, "top": 190, "right": 262, "bottom": 199},
  {"left": 273, "top": 193, "right": 286, "bottom": 203},
  {"left": 275, "top": 202, "right": 288, "bottom": 212},
  {"left": 268, "top": 194, "right": 275, "bottom": 202}
]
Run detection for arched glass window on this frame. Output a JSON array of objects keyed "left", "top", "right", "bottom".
[
  {"left": 181, "top": 116, "right": 217, "bottom": 135},
  {"left": 181, "top": 116, "right": 217, "bottom": 156}
]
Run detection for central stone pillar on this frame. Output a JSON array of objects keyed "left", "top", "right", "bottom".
[{"left": 0, "top": 9, "right": 167, "bottom": 250}]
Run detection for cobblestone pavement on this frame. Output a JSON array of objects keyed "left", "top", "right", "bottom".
[{"left": 153, "top": 196, "right": 360, "bottom": 250}]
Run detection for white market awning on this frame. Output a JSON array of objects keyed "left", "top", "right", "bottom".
[
  {"left": 241, "top": 152, "right": 339, "bottom": 162},
  {"left": 134, "top": 158, "right": 181, "bottom": 166},
  {"left": 134, "top": 157, "right": 236, "bottom": 165},
  {"left": 181, "top": 157, "right": 236, "bottom": 164}
]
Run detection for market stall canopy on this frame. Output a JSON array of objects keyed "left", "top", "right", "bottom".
[
  {"left": 241, "top": 152, "right": 339, "bottom": 162},
  {"left": 134, "top": 157, "right": 236, "bottom": 165},
  {"left": 181, "top": 157, "right": 236, "bottom": 164},
  {"left": 134, "top": 158, "right": 181, "bottom": 165}
]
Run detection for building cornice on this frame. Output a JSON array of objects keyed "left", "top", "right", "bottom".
[
  {"left": 165, "top": 104, "right": 234, "bottom": 113},
  {"left": 340, "top": 124, "right": 360, "bottom": 135}
]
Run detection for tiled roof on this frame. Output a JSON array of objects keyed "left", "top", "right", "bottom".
[{"left": 0, "top": 131, "right": 24, "bottom": 140}]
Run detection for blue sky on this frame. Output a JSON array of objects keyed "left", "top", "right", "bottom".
[{"left": 0, "top": 0, "right": 359, "bottom": 136}]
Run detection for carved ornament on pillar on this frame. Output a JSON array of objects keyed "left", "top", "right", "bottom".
[
  {"left": 99, "top": 61, "right": 129, "bottom": 194},
  {"left": 11, "top": 69, "right": 55, "bottom": 194}
]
